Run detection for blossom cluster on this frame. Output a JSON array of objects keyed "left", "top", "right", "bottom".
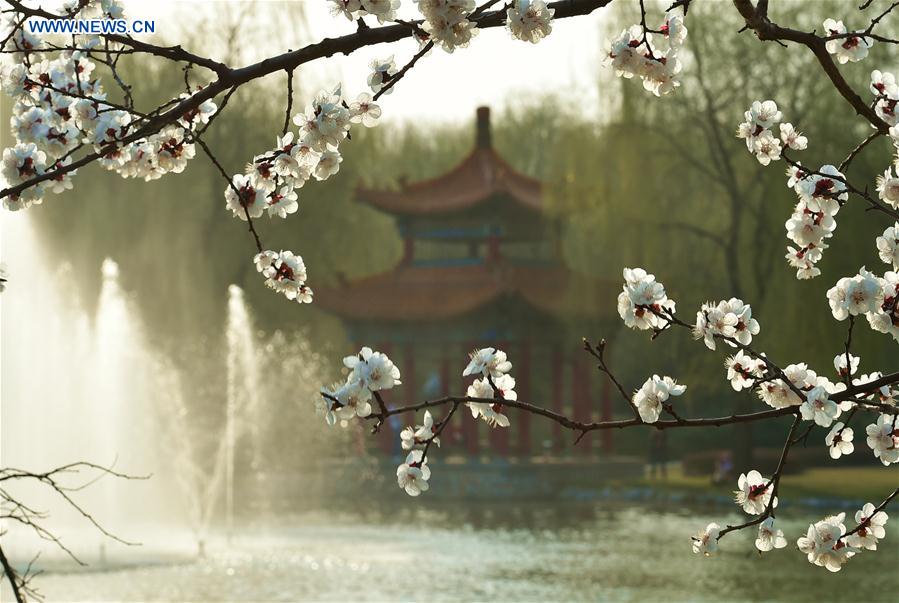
[
  {"left": 253, "top": 250, "right": 313, "bottom": 304},
  {"left": 695, "top": 477, "right": 890, "bottom": 572},
  {"left": 797, "top": 503, "right": 889, "bottom": 572},
  {"left": 318, "top": 346, "right": 402, "bottom": 427},
  {"left": 783, "top": 163, "right": 846, "bottom": 279},
  {"left": 736, "top": 100, "right": 807, "bottom": 166},
  {"left": 617, "top": 267, "right": 676, "bottom": 331},
  {"left": 724, "top": 350, "right": 766, "bottom": 392},
  {"left": 603, "top": 10, "right": 687, "bottom": 96},
  {"left": 318, "top": 346, "right": 520, "bottom": 496},
  {"left": 505, "top": 0, "right": 555, "bottom": 44},
  {"left": 755, "top": 361, "right": 839, "bottom": 412},
  {"left": 827, "top": 267, "right": 899, "bottom": 342},
  {"left": 464, "top": 348, "right": 516, "bottom": 427},
  {"left": 1, "top": 3, "right": 214, "bottom": 211},
  {"left": 416, "top": 0, "right": 479, "bottom": 53},
  {"left": 752, "top": 71, "right": 899, "bottom": 281},
  {"left": 616, "top": 268, "right": 897, "bottom": 472},
  {"left": 229, "top": 85, "right": 380, "bottom": 300},
  {"left": 693, "top": 298, "right": 760, "bottom": 351}
]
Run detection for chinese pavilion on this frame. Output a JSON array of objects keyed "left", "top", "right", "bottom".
[{"left": 316, "top": 107, "right": 617, "bottom": 459}]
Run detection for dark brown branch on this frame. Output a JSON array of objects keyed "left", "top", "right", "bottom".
[
  {"left": 0, "top": 544, "right": 25, "bottom": 603},
  {"left": 839, "top": 131, "right": 882, "bottom": 173},
  {"left": 351, "top": 391, "right": 802, "bottom": 433},
  {"left": 373, "top": 40, "right": 433, "bottom": 101},
  {"left": 732, "top": 0, "right": 891, "bottom": 133},
  {"left": 583, "top": 338, "right": 642, "bottom": 421},
  {"left": 786, "top": 152, "right": 899, "bottom": 220},
  {"left": 718, "top": 413, "right": 803, "bottom": 539},
  {"left": 282, "top": 69, "right": 294, "bottom": 137}
]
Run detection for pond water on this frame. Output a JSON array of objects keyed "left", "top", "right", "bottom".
[{"left": 12, "top": 502, "right": 898, "bottom": 602}]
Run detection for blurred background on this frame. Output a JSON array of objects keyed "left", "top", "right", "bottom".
[{"left": 1, "top": 0, "right": 897, "bottom": 601}]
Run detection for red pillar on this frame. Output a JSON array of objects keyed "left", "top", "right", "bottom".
[
  {"left": 516, "top": 342, "right": 532, "bottom": 458},
  {"left": 572, "top": 355, "right": 592, "bottom": 455},
  {"left": 487, "top": 235, "right": 500, "bottom": 261},
  {"left": 551, "top": 347, "right": 564, "bottom": 455},
  {"left": 462, "top": 342, "right": 480, "bottom": 458},
  {"left": 402, "top": 238, "right": 414, "bottom": 263}
]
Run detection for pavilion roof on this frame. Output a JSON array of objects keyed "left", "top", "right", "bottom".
[
  {"left": 356, "top": 107, "right": 542, "bottom": 215},
  {"left": 314, "top": 262, "right": 613, "bottom": 321}
]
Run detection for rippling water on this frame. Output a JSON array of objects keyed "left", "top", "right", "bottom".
[{"left": 13, "top": 502, "right": 898, "bottom": 602}]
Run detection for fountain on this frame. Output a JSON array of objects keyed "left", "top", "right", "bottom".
[
  {"left": 0, "top": 213, "right": 186, "bottom": 563},
  {"left": 1, "top": 212, "right": 329, "bottom": 575},
  {"left": 224, "top": 284, "right": 262, "bottom": 542}
]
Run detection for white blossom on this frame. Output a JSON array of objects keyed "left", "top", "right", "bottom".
[
  {"left": 876, "top": 166, "right": 899, "bottom": 209},
  {"left": 866, "top": 271, "right": 899, "bottom": 341},
  {"left": 865, "top": 413, "right": 899, "bottom": 465},
  {"left": 797, "top": 513, "right": 857, "bottom": 572},
  {"left": 463, "top": 347, "right": 512, "bottom": 378},
  {"left": 506, "top": 0, "right": 554, "bottom": 44},
  {"left": 757, "top": 363, "right": 811, "bottom": 409},
  {"left": 632, "top": 374, "right": 686, "bottom": 423},
  {"left": 797, "top": 165, "right": 846, "bottom": 215},
  {"left": 734, "top": 470, "right": 776, "bottom": 515},
  {"left": 344, "top": 346, "right": 401, "bottom": 391},
  {"left": 724, "top": 350, "right": 765, "bottom": 391},
  {"left": 265, "top": 187, "right": 299, "bottom": 218},
  {"left": 319, "top": 380, "right": 373, "bottom": 426},
  {"left": 823, "top": 19, "right": 872, "bottom": 64},
  {"left": 348, "top": 93, "right": 382, "bottom": 127},
  {"left": 755, "top": 518, "right": 787, "bottom": 552},
  {"left": 800, "top": 385, "right": 840, "bottom": 428},
  {"left": 693, "top": 298, "right": 760, "bottom": 351},
  {"left": 826, "top": 267, "right": 884, "bottom": 321},
  {"left": 225, "top": 173, "right": 269, "bottom": 220},
  {"left": 845, "top": 502, "right": 888, "bottom": 551},
  {"left": 876, "top": 223, "right": 899, "bottom": 269},
  {"left": 367, "top": 56, "right": 397, "bottom": 95},
  {"left": 396, "top": 450, "right": 430, "bottom": 496},
  {"left": 752, "top": 130, "right": 781, "bottom": 165},
  {"left": 824, "top": 422, "right": 854, "bottom": 459},
  {"left": 416, "top": 0, "right": 479, "bottom": 53},
  {"left": 779, "top": 123, "right": 807, "bottom": 151},
  {"left": 467, "top": 375, "right": 513, "bottom": 427},
  {"left": 691, "top": 522, "right": 720, "bottom": 556},
  {"left": 833, "top": 353, "right": 860, "bottom": 378},
  {"left": 871, "top": 70, "right": 899, "bottom": 98},
  {"left": 401, "top": 410, "right": 440, "bottom": 450}
]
